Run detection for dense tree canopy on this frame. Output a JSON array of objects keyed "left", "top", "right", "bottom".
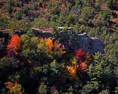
[{"left": 0, "top": 0, "right": 118, "bottom": 93}]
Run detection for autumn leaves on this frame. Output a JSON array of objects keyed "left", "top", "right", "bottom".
[
  {"left": 6, "top": 34, "right": 92, "bottom": 79},
  {"left": 6, "top": 34, "right": 66, "bottom": 60},
  {"left": 6, "top": 34, "right": 92, "bottom": 78},
  {"left": 66, "top": 49, "right": 92, "bottom": 79},
  {"left": 7, "top": 34, "right": 21, "bottom": 57},
  {"left": 5, "top": 34, "right": 94, "bottom": 93},
  {"left": 7, "top": 81, "right": 22, "bottom": 94}
]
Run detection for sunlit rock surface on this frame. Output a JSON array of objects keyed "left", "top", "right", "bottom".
[{"left": 77, "top": 33, "right": 105, "bottom": 54}]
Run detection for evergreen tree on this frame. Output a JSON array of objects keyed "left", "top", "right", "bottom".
[{"left": 6, "top": 0, "right": 12, "bottom": 15}]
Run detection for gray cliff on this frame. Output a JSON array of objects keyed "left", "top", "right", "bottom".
[
  {"left": 55, "top": 32, "right": 105, "bottom": 54},
  {"left": 77, "top": 33, "right": 104, "bottom": 54}
]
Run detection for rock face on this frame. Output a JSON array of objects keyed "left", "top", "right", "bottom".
[
  {"left": 33, "top": 28, "right": 105, "bottom": 54},
  {"left": 77, "top": 33, "right": 105, "bottom": 54},
  {"left": 54, "top": 32, "right": 105, "bottom": 54}
]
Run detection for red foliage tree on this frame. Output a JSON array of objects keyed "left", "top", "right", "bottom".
[
  {"left": 74, "top": 49, "right": 89, "bottom": 74},
  {"left": 50, "top": 85, "right": 57, "bottom": 94},
  {"left": 78, "top": 63, "right": 87, "bottom": 72},
  {"left": 74, "top": 49, "right": 85, "bottom": 63},
  {"left": 7, "top": 34, "right": 21, "bottom": 57}
]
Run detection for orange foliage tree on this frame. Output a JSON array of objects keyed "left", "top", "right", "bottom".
[
  {"left": 40, "top": 39, "right": 66, "bottom": 56},
  {"left": 7, "top": 34, "right": 21, "bottom": 56},
  {"left": 45, "top": 38, "right": 54, "bottom": 54},
  {"left": 66, "top": 61, "right": 78, "bottom": 79},
  {"left": 54, "top": 40, "right": 61, "bottom": 52},
  {"left": 84, "top": 52, "right": 92, "bottom": 63},
  {"left": 54, "top": 40, "right": 66, "bottom": 55},
  {"left": 7, "top": 81, "right": 22, "bottom": 94}
]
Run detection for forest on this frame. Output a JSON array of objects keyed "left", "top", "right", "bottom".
[{"left": 0, "top": 0, "right": 118, "bottom": 94}]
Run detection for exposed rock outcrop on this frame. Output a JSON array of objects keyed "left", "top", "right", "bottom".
[
  {"left": 77, "top": 33, "right": 105, "bottom": 54},
  {"left": 58, "top": 32, "right": 104, "bottom": 54},
  {"left": 32, "top": 28, "right": 104, "bottom": 54}
]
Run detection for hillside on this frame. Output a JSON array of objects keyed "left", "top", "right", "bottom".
[
  {"left": 0, "top": 0, "right": 117, "bottom": 60},
  {"left": 0, "top": 0, "right": 118, "bottom": 94}
]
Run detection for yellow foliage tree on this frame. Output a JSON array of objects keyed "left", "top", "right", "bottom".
[
  {"left": 66, "top": 61, "right": 78, "bottom": 79},
  {"left": 45, "top": 38, "right": 54, "bottom": 54}
]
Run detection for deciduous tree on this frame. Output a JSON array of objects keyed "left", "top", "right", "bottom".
[{"left": 7, "top": 34, "right": 21, "bottom": 56}]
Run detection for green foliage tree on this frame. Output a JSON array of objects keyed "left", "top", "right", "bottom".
[
  {"left": 94, "top": 0, "right": 102, "bottom": 11},
  {"left": 101, "top": 89, "right": 110, "bottom": 94},
  {"left": 98, "top": 10, "right": 111, "bottom": 26},
  {"left": 51, "top": 15, "right": 58, "bottom": 22},
  {"left": 52, "top": 26, "right": 60, "bottom": 41},
  {"left": 6, "top": 0, "right": 12, "bottom": 15},
  {"left": 75, "top": 0, "right": 82, "bottom": 9},
  {"left": 52, "top": 6, "right": 60, "bottom": 15},
  {"left": 27, "top": 29, "right": 34, "bottom": 37},
  {"left": 0, "top": 17, "right": 9, "bottom": 29},
  {"left": 0, "top": 57, "right": 11, "bottom": 68},
  {"left": 20, "top": 34, "right": 31, "bottom": 50},
  {"left": 37, "top": 38, "right": 47, "bottom": 58},
  {"left": 21, "top": 49, "right": 37, "bottom": 60},
  {"left": 14, "top": 6, "right": 29, "bottom": 19},
  {"left": 88, "top": 52, "right": 117, "bottom": 93},
  {"left": 80, "top": 7, "right": 94, "bottom": 24},
  {"left": 66, "top": 14, "right": 78, "bottom": 26},
  {"left": 18, "top": 19, "right": 31, "bottom": 32},
  {"left": 105, "top": 32, "right": 118, "bottom": 62},
  {"left": 39, "top": 83, "right": 47, "bottom": 94},
  {"left": 39, "top": 0, "right": 43, "bottom": 7},
  {"left": 81, "top": 82, "right": 99, "bottom": 94},
  {"left": 0, "top": 57, "right": 12, "bottom": 89},
  {"left": 8, "top": 21, "right": 19, "bottom": 36},
  {"left": 30, "top": 37, "right": 39, "bottom": 49},
  {"left": 106, "top": 0, "right": 113, "bottom": 8},
  {"left": 0, "top": 38, "right": 4, "bottom": 51}
]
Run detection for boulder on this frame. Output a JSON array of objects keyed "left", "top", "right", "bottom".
[{"left": 77, "top": 33, "right": 105, "bottom": 54}]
